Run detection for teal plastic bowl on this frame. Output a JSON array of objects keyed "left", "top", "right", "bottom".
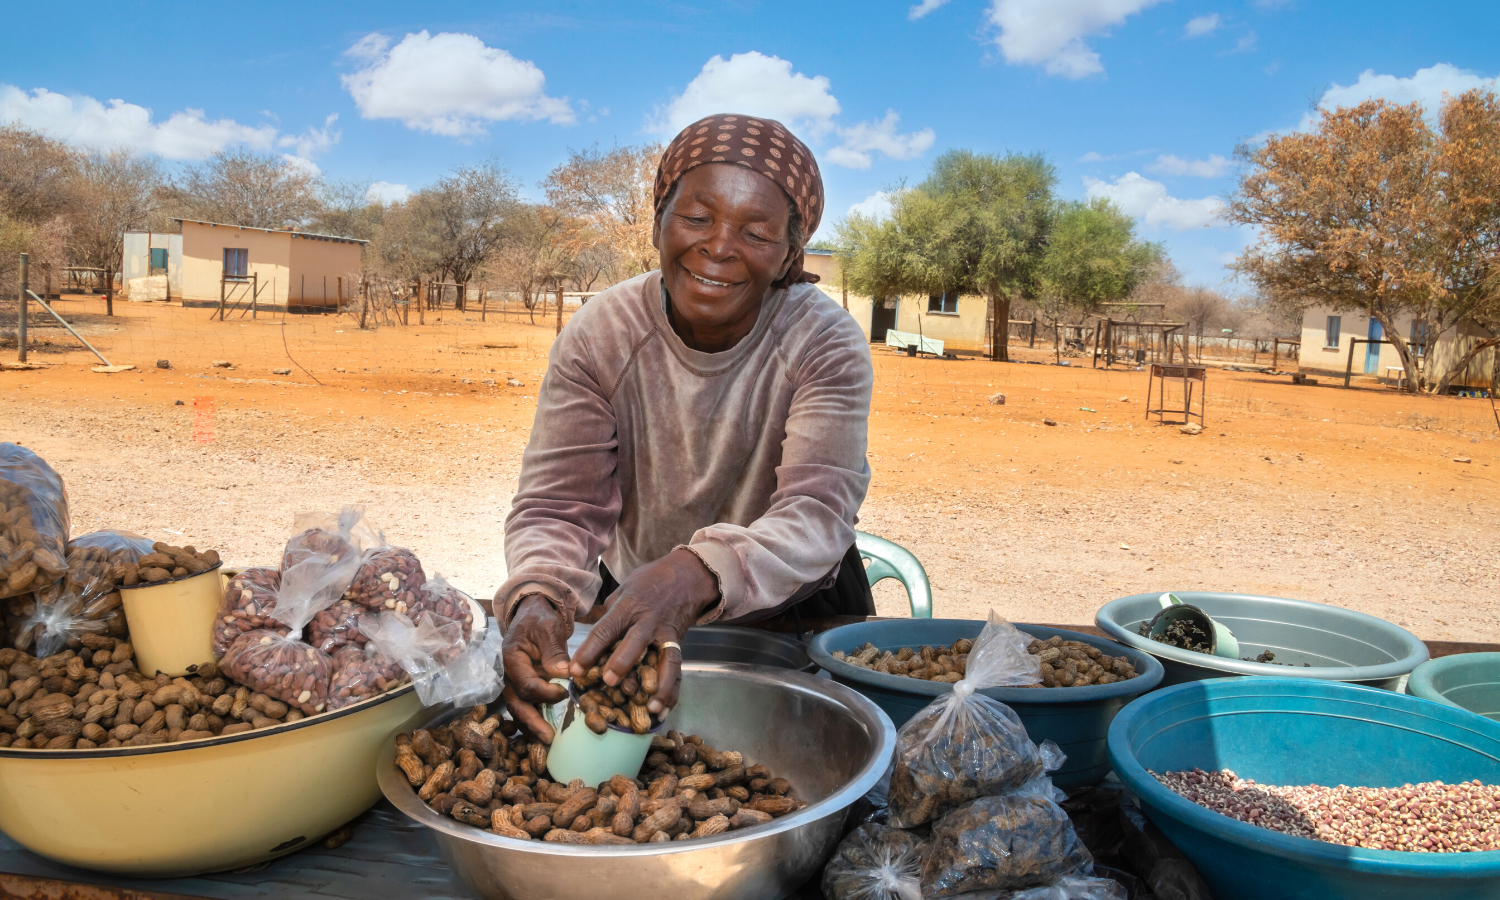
[
  {"left": 1409, "top": 653, "right": 1500, "bottom": 720},
  {"left": 1096, "top": 591, "right": 1428, "bottom": 689},
  {"left": 808, "top": 619, "right": 1163, "bottom": 789},
  {"left": 1108, "top": 677, "right": 1500, "bottom": 900}
]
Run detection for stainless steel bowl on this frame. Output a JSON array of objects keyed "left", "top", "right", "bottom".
[{"left": 379, "top": 662, "right": 896, "bottom": 900}]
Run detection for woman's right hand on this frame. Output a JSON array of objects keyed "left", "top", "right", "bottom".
[{"left": 501, "top": 594, "right": 571, "bottom": 743}]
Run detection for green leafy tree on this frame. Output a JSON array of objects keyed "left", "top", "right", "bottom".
[
  {"left": 836, "top": 151, "right": 1058, "bottom": 361},
  {"left": 1034, "top": 198, "right": 1162, "bottom": 361}
]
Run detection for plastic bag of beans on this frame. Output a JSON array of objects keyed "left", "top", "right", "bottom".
[
  {"left": 0, "top": 443, "right": 70, "bottom": 600},
  {"left": 822, "top": 823, "right": 925, "bottom": 900},
  {"left": 920, "top": 780, "right": 1095, "bottom": 898},
  {"left": 220, "top": 629, "right": 333, "bottom": 716},
  {"left": 887, "top": 612, "right": 1052, "bottom": 828},
  {"left": 213, "top": 567, "right": 287, "bottom": 657},
  {"left": 327, "top": 642, "right": 409, "bottom": 710}
]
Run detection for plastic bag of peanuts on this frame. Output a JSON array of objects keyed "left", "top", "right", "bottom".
[
  {"left": 327, "top": 642, "right": 409, "bottom": 710},
  {"left": 822, "top": 823, "right": 925, "bottom": 900},
  {"left": 24, "top": 531, "right": 155, "bottom": 656},
  {"left": 0, "top": 444, "right": 70, "bottom": 600},
  {"left": 278, "top": 506, "right": 380, "bottom": 616},
  {"left": 343, "top": 545, "right": 426, "bottom": 615},
  {"left": 213, "top": 567, "right": 287, "bottom": 657},
  {"left": 364, "top": 608, "right": 502, "bottom": 708},
  {"left": 220, "top": 628, "right": 333, "bottom": 716},
  {"left": 886, "top": 611, "right": 1053, "bottom": 828}
]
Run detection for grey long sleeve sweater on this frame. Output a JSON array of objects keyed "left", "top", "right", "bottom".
[{"left": 495, "top": 271, "right": 873, "bottom": 627}]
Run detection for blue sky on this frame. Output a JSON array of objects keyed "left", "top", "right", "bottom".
[{"left": 4, "top": 0, "right": 1498, "bottom": 290}]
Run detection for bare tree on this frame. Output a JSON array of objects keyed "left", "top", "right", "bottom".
[
  {"left": 67, "top": 149, "right": 166, "bottom": 274},
  {"left": 0, "top": 125, "right": 76, "bottom": 292},
  {"left": 409, "top": 162, "right": 519, "bottom": 285},
  {"left": 494, "top": 204, "right": 573, "bottom": 320},
  {"left": 310, "top": 178, "right": 384, "bottom": 241},
  {"left": 168, "top": 148, "right": 321, "bottom": 230},
  {"left": 545, "top": 143, "right": 661, "bottom": 278}
]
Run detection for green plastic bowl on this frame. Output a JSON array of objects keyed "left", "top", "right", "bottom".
[{"left": 1408, "top": 653, "right": 1500, "bottom": 721}]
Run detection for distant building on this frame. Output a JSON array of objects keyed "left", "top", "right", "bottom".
[
  {"left": 801, "top": 249, "right": 991, "bottom": 353},
  {"left": 1298, "top": 304, "right": 1497, "bottom": 390},
  {"left": 161, "top": 219, "right": 367, "bottom": 309},
  {"left": 121, "top": 231, "right": 183, "bottom": 301}
]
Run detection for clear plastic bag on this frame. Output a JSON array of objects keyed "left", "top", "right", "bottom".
[
  {"left": 956, "top": 876, "right": 1129, "bottom": 900},
  {"left": 213, "top": 567, "right": 286, "bottom": 657},
  {"left": 61, "top": 531, "right": 155, "bottom": 602},
  {"left": 220, "top": 629, "right": 332, "bottom": 715},
  {"left": 410, "top": 573, "right": 475, "bottom": 643},
  {"left": 327, "top": 642, "right": 409, "bottom": 710},
  {"left": 276, "top": 506, "right": 375, "bottom": 624},
  {"left": 364, "top": 609, "right": 501, "bottom": 707},
  {"left": 822, "top": 823, "right": 925, "bottom": 900},
  {"left": 0, "top": 443, "right": 70, "bottom": 600},
  {"left": 308, "top": 598, "right": 370, "bottom": 653},
  {"left": 887, "top": 611, "right": 1049, "bottom": 828},
  {"left": 920, "top": 781, "right": 1095, "bottom": 898},
  {"left": 343, "top": 546, "right": 426, "bottom": 613}
]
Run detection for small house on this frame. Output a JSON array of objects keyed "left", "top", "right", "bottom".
[
  {"left": 1298, "top": 304, "right": 1497, "bottom": 390},
  {"left": 169, "top": 219, "right": 367, "bottom": 309},
  {"left": 121, "top": 231, "right": 183, "bottom": 301},
  {"left": 801, "top": 249, "right": 992, "bottom": 353}
]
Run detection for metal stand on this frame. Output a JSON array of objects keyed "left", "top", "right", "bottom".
[{"left": 1146, "top": 364, "right": 1207, "bottom": 426}]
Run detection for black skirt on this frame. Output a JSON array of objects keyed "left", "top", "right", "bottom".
[{"left": 593, "top": 543, "right": 875, "bottom": 621}]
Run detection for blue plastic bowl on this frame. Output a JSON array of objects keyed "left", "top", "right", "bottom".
[
  {"left": 808, "top": 619, "right": 1163, "bottom": 789},
  {"left": 1408, "top": 653, "right": 1500, "bottom": 721},
  {"left": 1108, "top": 677, "right": 1500, "bottom": 900}
]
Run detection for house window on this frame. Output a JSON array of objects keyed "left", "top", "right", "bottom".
[
  {"left": 1324, "top": 315, "right": 1341, "bottom": 349},
  {"left": 223, "top": 248, "right": 248, "bottom": 280},
  {"left": 927, "top": 292, "right": 959, "bottom": 315},
  {"left": 1410, "top": 319, "right": 1430, "bottom": 357}
]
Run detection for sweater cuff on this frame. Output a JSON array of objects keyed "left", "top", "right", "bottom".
[
  {"left": 681, "top": 540, "right": 744, "bottom": 625},
  {"left": 496, "top": 577, "right": 576, "bottom": 631}
]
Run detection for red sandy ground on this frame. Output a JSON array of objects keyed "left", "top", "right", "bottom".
[{"left": 5, "top": 296, "right": 1498, "bottom": 640}]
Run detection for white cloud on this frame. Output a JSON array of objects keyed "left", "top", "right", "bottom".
[
  {"left": 848, "top": 191, "right": 895, "bottom": 221},
  {"left": 0, "top": 85, "right": 277, "bottom": 159},
  {"left": 367, "top": 181, "right": 412, "bottom": 204},
  {"left": 1084, "top": 172, "right": 1226, "bottom": 230},
  {"left": 653, "top": 52, "right": 841, "bottom": 137},
  {"left": 1303, "top": 63, "right": 1499, "bottom": 128},
  {"left": 1183, "top": 14, "right": 1219, "bottom": 37},
  {"left": 909, "top": 0, "right": 952, "bottom": 19},
  {"left": 985, "top": 0, "right": 1168, "bottom": 78},
  {"left": 828, "top": 111, "right": 935, "bottom": 169},
  {"left": 279, "top": 113, "right": 340, "bottom": 159},
  {"left": 654, "top": 53, "right": 934, "bottom": 170},
  {"left": 342, "top": 31, "right": 574, "bottom": 136},
  {"left": 1234, "top": 30, "right": 1258, "bottom": 53},
  {"left": 280, "top": 154, "right": 320, "bottom": 177},
  {"left": 1147, "top": 153, "right": 1230, "bottom": 177}
]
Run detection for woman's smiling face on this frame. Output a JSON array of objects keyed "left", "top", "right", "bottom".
[{"left": 654, "top": 163, "right": 796, "bottom": 351}]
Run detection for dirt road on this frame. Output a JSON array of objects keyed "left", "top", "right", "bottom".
[{"left": 5, "top": 297, "right": 1497, "bottom": 640}]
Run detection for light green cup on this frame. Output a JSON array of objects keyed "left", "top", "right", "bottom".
[{"left": 543, "top": 679, "right": 661, "bottom": 786}]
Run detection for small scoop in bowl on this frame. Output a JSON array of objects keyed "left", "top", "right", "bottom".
[{"left": 1147, "top": 593, "right": 1240, "bottom": 659}]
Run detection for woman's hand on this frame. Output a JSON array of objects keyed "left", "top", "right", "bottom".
[
  {"left": 501, "top": 594, "right": 571, "bottom": 743},
  {"left": 570, "top": 548, "right": 719, "bottom": 716}
]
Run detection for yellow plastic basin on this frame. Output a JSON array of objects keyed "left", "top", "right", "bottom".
[
  {"left": 0, "top": 684, "right": 423, "bottom": 876},
  {"left": 119, "top": 565, "right": 225, "bottom": 677}
]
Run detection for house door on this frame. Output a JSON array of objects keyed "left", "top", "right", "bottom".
[
  {"left": 1365, "top": 319, "right": 1383, "bottom": 374},
  {"left": 871, "top": 296, "right": 898, "bottom": 342}
]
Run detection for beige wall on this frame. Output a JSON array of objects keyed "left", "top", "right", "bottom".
[
  {"left": 288, "top": 234, "right": 363, "bottom": 306},
  {"left": 180, "top": 222, "right": 291, "bottom": 306},
  {"left": 1300, "top": 304, "right": 1497, "bottom": 388}
]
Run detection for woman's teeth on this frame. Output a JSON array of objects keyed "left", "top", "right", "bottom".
[{"left": 689, "top": 271, "right": 731, "bottom": 287}]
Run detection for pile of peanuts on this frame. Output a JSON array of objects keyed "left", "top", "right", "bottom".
[
  {"left": 833, "top": 636, "right": 1138, "bottom": 687},
  {"left": 123, "top": 543, "right": 222, "bottom": 586},
  {"left": 1155, "top": 768, "right": 1500, "bottom": 853},
  {"left": 0, "top": 639, "right": 314, "bottom": 750},
  {"left": 832, "top": 639, "right": 973, "bottom": 683},
  {"left": 573, "top": 645, "right": 665, "bottom": 735},
  {"left": 394, "top": 706, "right": 803, "bottom": 844}
]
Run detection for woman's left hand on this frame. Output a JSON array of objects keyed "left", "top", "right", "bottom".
[{"left": 569, "top": 548, "right": 719, "bottom": 716}]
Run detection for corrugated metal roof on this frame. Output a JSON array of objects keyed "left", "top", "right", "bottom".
[{"left": 173, "top": 218, "right": 369, "bottom": 245}]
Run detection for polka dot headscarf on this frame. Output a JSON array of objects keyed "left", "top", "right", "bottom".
[{"left": 654, "top": 113, "right": 824, "bottom": 284}]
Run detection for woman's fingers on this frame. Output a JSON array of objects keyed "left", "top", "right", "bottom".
[{"left": 502, "top": 684, "right": 554, "bottom": 744}]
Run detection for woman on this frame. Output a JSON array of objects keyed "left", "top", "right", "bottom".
[{"left": 497, "top": 114, "right": 874, "bottom": 741}]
